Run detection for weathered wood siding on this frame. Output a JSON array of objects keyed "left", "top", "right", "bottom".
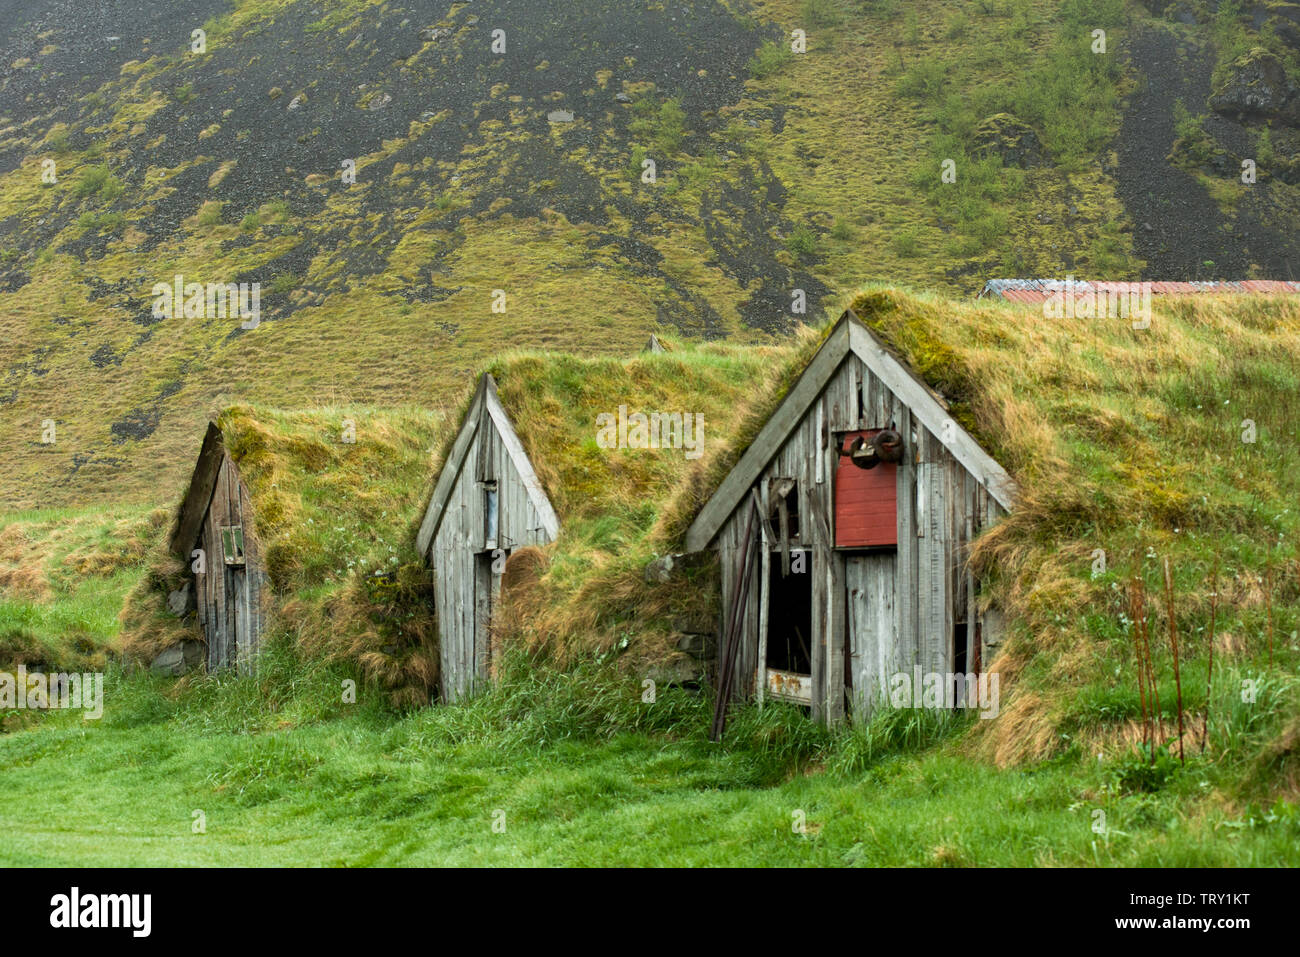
[
  {"left": 846, "top": 553, "right": 897, "bottom": 714},
  {"left": 429, "top": 403, "right": 554, "bottom": 702},
  {"left": 714, "top": 353, "right": 1007, "bottom": 722},
  {"left": 191, "top": 453, "right": 266, "bottom": 672}
]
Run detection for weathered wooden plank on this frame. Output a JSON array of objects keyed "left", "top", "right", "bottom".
[
  {"left": 966, "top": 471, "right": 978, "bottom": 674},
  {"left": 826, "top": 551, "right": 846, "bottom": 723},
  {"left": 893, "top": 401, "right": 918, "bottom": 675},
  {"left": 474, "top": 553, "right": 491, "bottom": 689},
  {"left": 916, "top": 428, "right": 950, "bottom": 677},
  {"left": 757, "top": 478, "right": 770, "bottom": 706},
  {"left": 847, "top": 320, "right": 1016, "bottom": 510},
  {"left": 822, "top": 402, "right": 846, "bottom": 724},
  {"left": 845, "top": 357, "right": 860, "bottom": 431},
  {"left": 170, "top": 422, "right": 225, "bottom": 557},
  {"left": 483, "top": 377, "right": 560, "bottom": 541},
  {"left": 685, "top": 322, "right": 852, "bottom": 550},
  {"left": 417, "top": 376, "right": 489, "bottom": 556},
  {"left": 846, "top": 553, "right": 898, "bottom": 717},
  {"left": 212, "top": 460, "right": 231, "bottom": 669}
]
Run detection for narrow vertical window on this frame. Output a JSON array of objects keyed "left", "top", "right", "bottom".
[
  {"left": 484, "top": 481, "right": 498, "bottom": 548},
  {"left": 219, "top": 525, "right": 245, "bottom": 565}
]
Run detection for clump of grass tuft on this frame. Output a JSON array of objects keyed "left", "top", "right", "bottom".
[
  {"left": 746, "top": 40, "right": 792, "bottom": 80},
  {"left": 829, "top": 703, "right": 972, "bottom": 775},
  {"left": 73, "top": 165, "right": 124, "bottom": 202},
  {"left": 785, "top": 222, "right": 818, "bottom": 259}
]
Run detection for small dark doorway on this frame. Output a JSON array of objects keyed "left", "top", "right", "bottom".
[
  {"left": 766, "top": 561, "right": 812, "bottom": 675},
  {"left": 953, "top": 622, "right": 968, "bottom": 676}
]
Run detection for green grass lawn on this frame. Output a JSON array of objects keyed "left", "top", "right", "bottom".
[{"left": 2, "top": 662, "right": 1295, "bottom": 867}]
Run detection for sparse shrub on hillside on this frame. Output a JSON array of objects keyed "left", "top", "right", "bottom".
[
  {"left": 73, "top": 164, "right": 123, "bottom": 201},
  {"left": 1109, "top": 742, "right": 1182, "bottom": 793},
  {"left": 903, "top": 7, "right": 922, "bottom": 45},
  {"left": 746, "top": 40, "right": 792, "bottom": 80},
  {"left": 895, "top": 59, "right": 949, "bottom": 103},
  {"left": 268, "top": 272, "right": 297, "bottom": 295},
  {"left": 945, "top": 10, "right": 970, "bottom": 40},
  {"left": 786, "top": 222, "right": 818, "bottom": 259},
  {"left": 1090, "top": 222, "right": 1129, "bottom": 273},
  {"left": 263, "top": 199, "right": 291, "bottom": 221},
  {"left": 630, "top": 96, "right": 688, "bottom": 155},
  {"left": 76, "top": 211, "right": 126, "bottom": 234},
  {"left": 891, "top": 225, "right": 920, "bottom": 258},
  {"left": 627, "top": 144, "right": 649, "bottom": 181}
]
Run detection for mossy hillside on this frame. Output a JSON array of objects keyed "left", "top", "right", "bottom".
[
  {"left": 741, "top": 0, "right": 1138, "bottom": 286},
  {"left": 0, "top": 0, "right": 806, "bottom": 511}
]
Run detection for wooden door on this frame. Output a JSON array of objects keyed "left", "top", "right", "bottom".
[
  {"left": 231, "top": 566, "right": 250, "bottom": 673},
  {"left": 845, "top": 553, "right": 898, "bottom": 717},
  {"left": 473, "top": 551, "right": 506, "bottom": 691}
]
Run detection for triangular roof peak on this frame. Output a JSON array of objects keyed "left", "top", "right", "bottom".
[
  {"left": 684, "top": 309, "right": 1016, "bottom": 551},
  {"left": 169, "top": 421, "right": 227, "bottom": 557},
  {"left": 415, "top": 373, "right": 560, "bottom": 555}
]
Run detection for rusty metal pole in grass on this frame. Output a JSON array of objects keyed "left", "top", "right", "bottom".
[
  {"left": 1129, "top": 577, "right": 1150, "bottom": 754},
  {"left": 1139, "top": 581, "right": 1160, "bottom": 760},
  {"left": 1132, "top": 568, "right": 1159, "bottom": 759},
  {"left": 1163, "top": 556, "right": 1185, "bottom": 766},
  {"left": 1202, "top": 556, "right": 1219, "bottom": 755}
]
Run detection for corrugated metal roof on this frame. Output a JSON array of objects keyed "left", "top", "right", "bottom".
[{"left": 979, "top": 278, "right": 1300, "bottom": 302}]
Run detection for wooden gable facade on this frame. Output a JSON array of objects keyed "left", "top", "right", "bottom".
[
  {"left": 685, "top": 310, "right": 1016, "bottom": 724},
  {"left": 416, "top": 374, "right": 561, "bottom": 702},
  {"left": 169, "top": 423, "right": 268, "bottom": 672}
]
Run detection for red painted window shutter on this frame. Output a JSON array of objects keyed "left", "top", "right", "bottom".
[{"left": 835, "top": 430, "right": 898, "bottom": 547}]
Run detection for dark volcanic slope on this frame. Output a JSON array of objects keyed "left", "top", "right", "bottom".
[
  {"left": 0, "top": 0, "right": 232, "bottom": 147},
  {"left": 1114, "top": 23, "right": 1300, "bottom": 279}
]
